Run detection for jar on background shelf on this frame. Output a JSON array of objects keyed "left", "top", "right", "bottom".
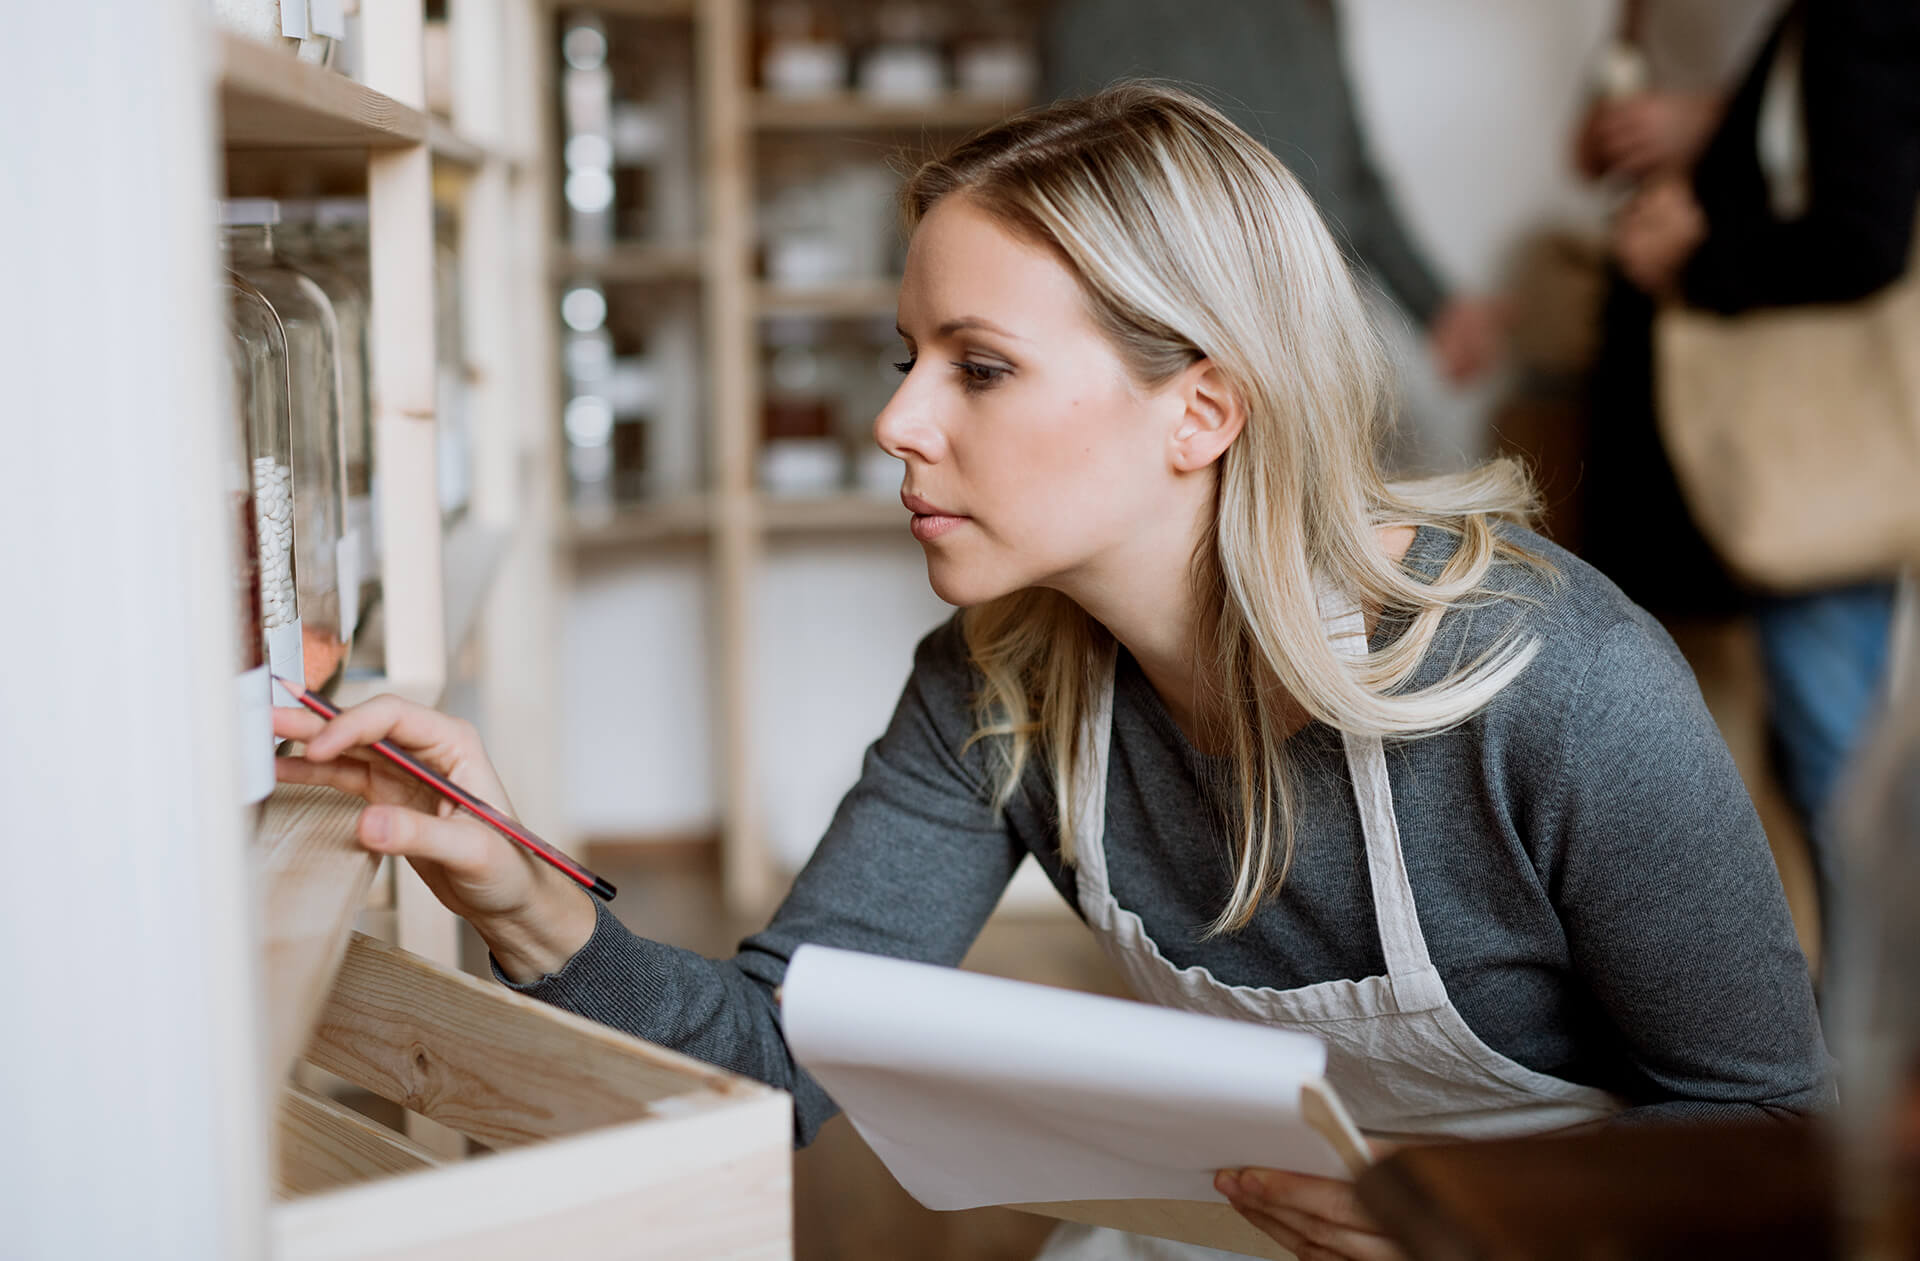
[
  {"left": 952, "top": 2, "right": 1037, "bottom": 103},
  {"left": 226, "top": 274, "right": 306, "bottom": 709},
  {"left": 218, "top": 306, "right": 276, "bottom": 813},
  {"left": 758, "top": 0, "right": 848, "bottom": 99},
  {"left": 760, "top": 316, "right": 845, "bottom": 497},
  {"left": 561, "top": 14, "right": 616, "bottom": 249},
  {"left": 280, "top": 199, "right": 374, "bottom": 639},
  {"left": 856, "top": 2, "right": 947, "bottom": 104},
  {"left": 221, "top": 199, "right": 351, "bottom": 697}
]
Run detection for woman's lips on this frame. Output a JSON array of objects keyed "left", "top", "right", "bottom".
[
  {"left": 902, "top": 492, "right": 968, "bottom": 542},
  {"left": 910, "top": 512, "right": 968, "bottom": 542}
]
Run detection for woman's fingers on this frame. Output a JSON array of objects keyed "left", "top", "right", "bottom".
[
  {"left": 1217, "top": 1169, "right": 1406, "bottom": 1261},
  {"left": 303, "top": 693, "right": 473, "bottom": 764},
  {"left": 274, "top": 753, "right": 373, "bottom": 797},
  {"left": 359, "top": 804, "right": 493, "bottom": 876},
  {"left": 272, "top": 705, "right": 329, "bottom": 743}
]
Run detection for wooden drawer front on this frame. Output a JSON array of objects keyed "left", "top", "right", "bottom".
[{"left": 274, "top": 933, "right": 793, "bottom": 1260}]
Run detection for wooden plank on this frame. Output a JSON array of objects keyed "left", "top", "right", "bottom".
[
  {"left": 1011, "top": 1201, "right": 1294, "bottom": 1260},
  {"left": 272, "top": 1089, "right": 791, "bottom": 1261},
  {"left": 749, "top": 93, "right": 1024, "bottom": 132},
  {"left": 757, "top": 493, "right": 904, "bottom": 536},
  {"left": 568, "top": 496, "right": 714, "bottom": 548},
  {"left": 426, "top": 120, "right": 489, "bottom": 168},
  {"left": 551, "top": 243, "right": 707, "bottom": 285},
  {"left": 259, "top": 785, "right": 381, "bottom": 1083},
  {"left": 278, "top": 1085, "right": 440, "bottom": 1198},
  {"left": 753, "top": 283, "right": 898, "bottom": 320},
  {"left": 218, "top": 33, "right": 428, "bottom": 150},
  {"left": 304, "top": 932, "right": 766, "bottom": 1149}
]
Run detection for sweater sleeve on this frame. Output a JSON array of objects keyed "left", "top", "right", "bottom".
[
  {"left": 1537, "top": 617, "right": 1835, "bottom": 1123},
  {"left": 492, "top": 617, "right": 1026, "bottom": 1145}
]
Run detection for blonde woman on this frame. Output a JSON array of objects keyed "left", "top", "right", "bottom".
[{"left": 278, "top": 85, "right": 1829, "bottom": 1260}]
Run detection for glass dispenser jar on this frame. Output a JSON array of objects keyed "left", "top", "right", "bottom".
[
  {"left": 220, "top": 310, "right": 277, "bottom": 811},
  {"left": 227, "top": 274, "right": 306, "bottom": 708},
  {"left": 281, "top": 199, "right": 376, "bottom": 638},
  {"left": 221, "top": 199, "right": 351, "bottom": 696}
]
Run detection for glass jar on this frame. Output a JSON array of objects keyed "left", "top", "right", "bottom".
[
  {"left": 434, "top": 207, "right": 473, "bottom": 521},
  {"left": 758, "top": 0, "right": 849, "bottom": 99},
  {"left": 227, "top": 274, "right": 306, "bottom": 709},
  {"left": 219, "top": 304, "right": 276, "bottom": 813},
  {"left": 221, "top": 199, "right": 351, "bottom": 696},
  {"left": 280, "top": 199, "right": 376, "bottom": 639},
  {"left": 760, "top": 315, "right": 845, "bottom": 497}
]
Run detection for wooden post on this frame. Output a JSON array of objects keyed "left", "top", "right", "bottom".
[
  {"left": 0, "top": 2, "right": 268, "bottom": 1255},
  {"left": 699, "top": 0, "right": 777, "bottom": 914}
]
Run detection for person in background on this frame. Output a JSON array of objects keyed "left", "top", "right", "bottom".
[
  {"left": 1608, "top": 0, "right": 1920, "bottom": 976},
  {"left": 1042, "top": 0, "right": 1509, "bottom": 475},
  {"left": 1573, "top": 0, "right": 1783, "bottom": 622}
]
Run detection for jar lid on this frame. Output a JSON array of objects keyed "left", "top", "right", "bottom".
[
  {"left": 311, "top": 198, "right": 371, "bottom": 228},
  {"left": 220, "top": 198, "right": 282, "bottom": 227}
]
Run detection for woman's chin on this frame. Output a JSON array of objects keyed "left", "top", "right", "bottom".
[{"left": 924, "top": 559, "right": 1015, "bottom": 609}]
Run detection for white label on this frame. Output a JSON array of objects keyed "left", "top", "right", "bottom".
[
  {"left": 267, "top": 619, "right": 307, "bottom": 707},
  {"left": 280, "top": 0, "right": 310, "bottom": 39},
  {"left": 235, "top": 665, "right": 276, "bottom": 805},
  {"left": 337, "top": 532, "right": 362, "bottom": 637},
  {"left": 307, "top": 0, "right": 345, "bottom": 40}
]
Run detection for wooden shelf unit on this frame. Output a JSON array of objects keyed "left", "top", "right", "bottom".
[{"left": 543, "top": 1, "right": 1034, "bottom": 914}]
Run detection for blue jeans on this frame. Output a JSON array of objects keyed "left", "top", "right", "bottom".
[{"left": 1754, "top": 580, "right": 1899, "bottom": 964}]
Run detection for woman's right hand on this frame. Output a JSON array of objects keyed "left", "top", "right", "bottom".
[{"left": 273, "top": 696, "right": 597, "bottom": 981}]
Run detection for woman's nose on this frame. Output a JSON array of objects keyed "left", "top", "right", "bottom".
[{"left": 873, "top": 372, "right": 945, "bottom": 464}]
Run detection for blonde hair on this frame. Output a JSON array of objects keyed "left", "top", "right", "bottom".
[{"left": 904, "top": 83, "right": 1547, "bottom": 934}]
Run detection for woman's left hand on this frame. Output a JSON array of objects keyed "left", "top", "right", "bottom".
[{"left": 1215, "top": 1167, "right": 1407, "bottom": 1261}]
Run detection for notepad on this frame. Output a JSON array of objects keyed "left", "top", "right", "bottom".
[{"left": 780, "top": 944, "right": 1369, "bottom": 1217}]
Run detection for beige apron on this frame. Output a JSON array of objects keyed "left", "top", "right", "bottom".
[{"left": 1039, "top": 596, "right": 1622, "bottom": 1259}]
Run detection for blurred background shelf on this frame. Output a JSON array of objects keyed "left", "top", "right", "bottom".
[
  {"left": 754, "top": 282, "right": 900, "bottom": 319},
  {"left": 759, "top": 493, "right": 903, "bottom": 535},
  {"left": 569, "top": 495, "right": 715, "bottom": 548},
  {"left": 552, "top": 242, "right": 706, "bottom": 284},
  {"left": 750, "top": 93, "right": 1025, "bottom": 132}
]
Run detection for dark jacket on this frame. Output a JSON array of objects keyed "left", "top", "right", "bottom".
[{"left": 1683, "top": 0, "right": 1920, "bottom": 313}]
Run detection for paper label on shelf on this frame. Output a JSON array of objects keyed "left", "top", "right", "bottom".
[
  {"left": 306, "top": 0, "right": 345, "bottom": 39},
  {"left": 280, "top": 0, "right": 310, "bottom": 39},
  {"left": 267, "top": 620, "right": 307, "bottom": 705},
  {"left": 337, "top": 532, "right": 361, "bottom": 637},
  {"left": 235, "top": 665, "right": 276, "bottom": 805}
]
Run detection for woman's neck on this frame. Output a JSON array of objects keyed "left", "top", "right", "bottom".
[{"left": 1059, "top": 520, "right": 1421, "bottom": 754}]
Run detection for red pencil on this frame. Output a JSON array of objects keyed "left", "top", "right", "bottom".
[{"left": 275, "top": 677, "right": 616, "bottom": 902}]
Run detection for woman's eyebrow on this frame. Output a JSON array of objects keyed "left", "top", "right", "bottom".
[{"left": 896, "top": 316, "right": 1027, "bottom": 342}]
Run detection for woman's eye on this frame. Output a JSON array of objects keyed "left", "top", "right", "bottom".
[
  {"left": 892, "top": 358, "right": 916, "bottom": 376},
  {"left": 953, "top": 361, "right": 1009, "bottom": 392}
]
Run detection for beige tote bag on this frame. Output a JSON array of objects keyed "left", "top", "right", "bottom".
[
  {"left": 1654, "top": 13, "right": 1920, "bottom": 592},
  {"left": 1654, "top": 253, "right": 1920, "bottom": 592}
]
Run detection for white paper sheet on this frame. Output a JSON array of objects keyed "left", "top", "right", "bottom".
[{"left": 780, "top": 945, "right": 1356, "bottom": 1212}]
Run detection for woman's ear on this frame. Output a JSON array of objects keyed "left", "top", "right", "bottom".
[{"left": 1169, "top": 360, "right": 1246, "bottom": 473}]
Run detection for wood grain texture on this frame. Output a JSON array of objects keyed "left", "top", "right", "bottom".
[
  {"left": 1010, "top": 1200, "right": 1294, "bottom": 1260},
  {"left": 278, "top": 1085, "right": 440, "bottom": 1198},
  {"left": 273, "top": 1089, "right": 791, "bottom": 1261},
  {"left": 218, "top": 33, "right": 427, "bottom": 150},
  {"left": 304, "top": 932, "right": 766, "bottom": 1148},
  {"left": 258, "top": 784, "right": 380, "bottom": 1083}
]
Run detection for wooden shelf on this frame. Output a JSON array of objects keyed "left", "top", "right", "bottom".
[
  {"left": 569, "top": 496, "right": 714, "bottom": 548},
  {"left": 750, "top": 93, "right": 1025, "bottom": 132},
  {"left": 552, "top": 242, "right": 706, "bottom": 285},
  {"left": 256, "top": 784, "right": 381, "bottom": 1085},
  {"left": 755, "top": 282, "right": 899, "bottom": 320},
  {"left": 218, "top": 33, "right": 428, "bottom": 149},
  {"left": 760, "top": 493, "right": 904, "bottom": 535}
]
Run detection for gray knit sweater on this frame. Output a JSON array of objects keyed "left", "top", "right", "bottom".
[{"left": 501, "top": 525, "right": 1833, "bottom": 1144}]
